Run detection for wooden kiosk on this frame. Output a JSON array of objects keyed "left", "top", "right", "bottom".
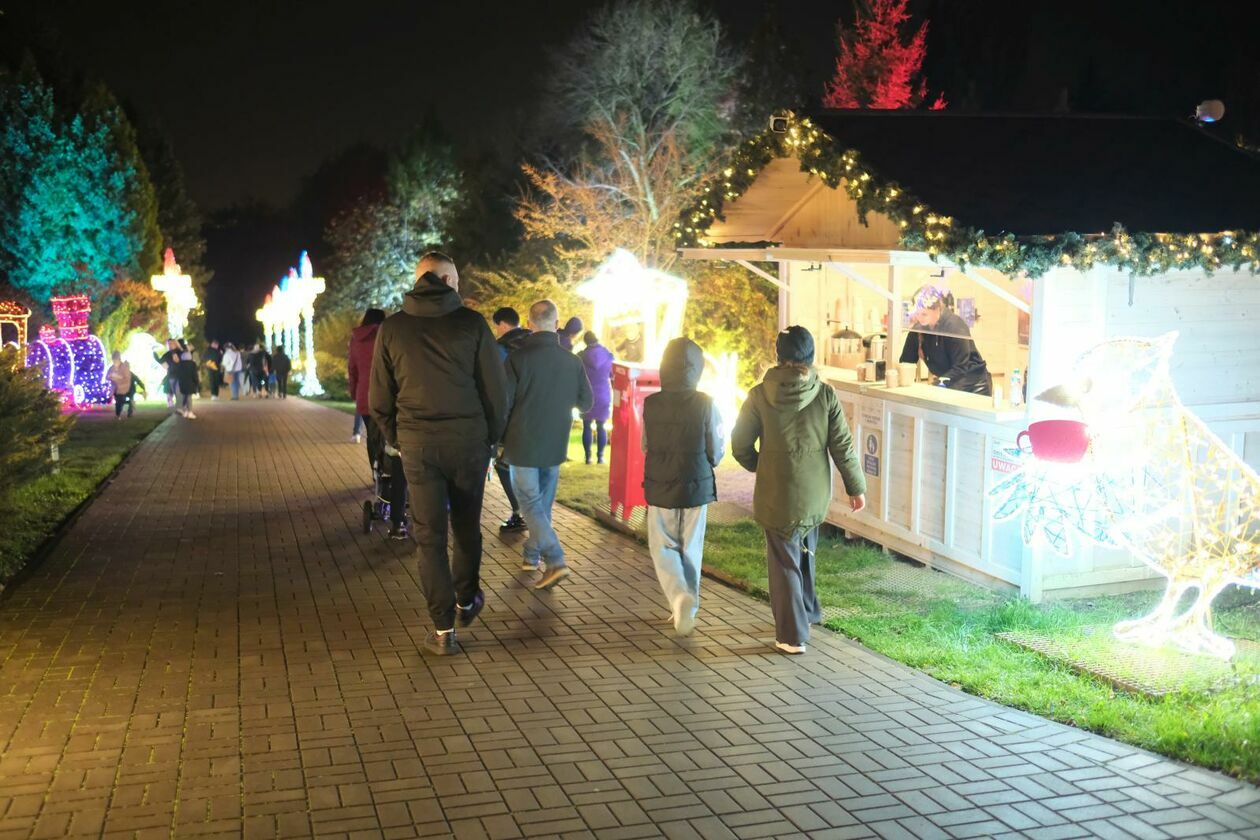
[{"left": 680, "top": 112, "right": 1260, "bottom": 600}]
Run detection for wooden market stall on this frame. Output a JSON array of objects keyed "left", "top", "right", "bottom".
[{"left": 680, "top": 111, "right": 1260, "bottom": 600}]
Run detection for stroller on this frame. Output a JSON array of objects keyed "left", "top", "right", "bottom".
[{"left": 361, "top": 427, "right": 409, "bottom": 539}]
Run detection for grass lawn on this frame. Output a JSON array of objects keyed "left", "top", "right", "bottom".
[
  {"left": 551, "top": 426, "right": 1260, "bottom": 784},
  {"left": 0, "top": 404, "right": 168, "bottom": 583},
  {"left": 303, "top": 395, "right": 358, "bottom": 416}
]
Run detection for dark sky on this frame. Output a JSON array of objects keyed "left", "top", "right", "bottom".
[{"left": 5, "top": 0, "right": 1257, "bottom": 211}]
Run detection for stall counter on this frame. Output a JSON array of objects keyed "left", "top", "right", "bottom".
[{"left": 817, "top": 365, "right": 1028, "bottom": 425}]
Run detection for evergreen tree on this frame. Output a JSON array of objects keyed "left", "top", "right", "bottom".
[{"left": 822, "top": 0, "right": 946, "bottom": 110}]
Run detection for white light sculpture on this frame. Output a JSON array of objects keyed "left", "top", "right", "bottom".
[
  {"left": 990, "top": 333, "right": 1260, "bottom": 659},
  {"left": 293, "top": 251, "right": 325, "bottom": 396},
  {"left": 576, "top": 249, "right": 688, "bottom": 368},
  {"left": 150, "top": 248, "right": 198, "bottom": 340},
  {"left": 121, "top": 331, "right": 166, "bottom": 397}
]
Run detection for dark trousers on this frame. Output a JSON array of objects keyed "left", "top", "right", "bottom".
[
  {"left": 582, "top": 419, "right": 607, "bottom": 463},
  {"left": 113, "top": 392, "right": 132, "bottom": 417},
  {"left": 399, "top": 444, "right": 490, "bottom": 630},
  {"left": 495, "top": 459, "right": 519, "bottom": 513},
  {"left": 765, "top": 527, "right": 821, "bottom": 647},
  {"left": 276, "top": 373, "right": 289, "bottom": 398},
  {"left": 209, "top": 370, "right": 222, "bottom": 397},
  {"left": 365, "top": 416, "right": 407, "bottom": 526}
]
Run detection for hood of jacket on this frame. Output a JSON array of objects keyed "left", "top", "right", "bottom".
[
  {"left": 659, "top": 337, "right": 703, "bottom": 391},
  {"left": 401, "top": 272, "right": 462, "bottom": 317},
  {"left": 762, "top": 364, "right": 822, "bottom": 410},
  {"left": 561, "top": 316, "right": 583, "bottom": 335},
  {"left": 497, "top": 326, "right": 531, "bottom": 349},
  {"left": 350, "top": 322, "right": 380, "bottom": 347}
]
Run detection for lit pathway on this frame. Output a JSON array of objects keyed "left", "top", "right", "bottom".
[{"left": 0, "top": 398, "right": 1257, "bottom": 839}]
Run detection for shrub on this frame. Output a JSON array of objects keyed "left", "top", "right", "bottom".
[{"left": 0, "top": 347, "right": 73, "bottom": 507}]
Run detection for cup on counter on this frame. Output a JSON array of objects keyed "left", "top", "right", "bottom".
[
  {"left": 898, "top": 363, "right": 917, "bottom": 386},
  {"left": 885, "top": 367, "right": 900, "bottom": 388},
  {"left": 862, "top": 361, "right": 877, "bottom": 381}
]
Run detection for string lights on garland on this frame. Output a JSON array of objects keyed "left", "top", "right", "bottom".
[{"left": 676, "top": 113, "right": 1260, "bottom": 278}]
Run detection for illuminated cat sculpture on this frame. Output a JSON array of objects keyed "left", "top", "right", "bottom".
[{"left": 994, "top": 333, "right": 1260, "bottom": 659}]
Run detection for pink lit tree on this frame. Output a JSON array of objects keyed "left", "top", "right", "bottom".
[{"left": 822, "top": 0, "right": 946, "bottom": 110}]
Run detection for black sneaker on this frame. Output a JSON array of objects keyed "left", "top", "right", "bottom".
[
  {"left": 499, "top": 513, "right": 527, "bottom": 532},
  {"left": 456, "top": 590, "right": 485, "bottom": 627},
  {"left": 388, "top": 522, "right": 410, "bottom": 541},
  {"left": 423, "top": 630, "right": 460, "bottom": 656}
]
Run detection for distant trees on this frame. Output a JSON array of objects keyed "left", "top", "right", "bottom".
[
  {"left": 321, "top": 126, "right": 463, "bottom": 314},
  {"left": 822, "top": 0, "right": 946, "bottom": 110}
]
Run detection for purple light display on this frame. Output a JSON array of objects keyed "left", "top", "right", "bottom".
[{"left": 25, "top": 295, "right": 110, "bottom": 407}]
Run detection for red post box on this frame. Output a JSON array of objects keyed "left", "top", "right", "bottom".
[{"left": 608, "top": 363, "right": 660, "bottom": 522}]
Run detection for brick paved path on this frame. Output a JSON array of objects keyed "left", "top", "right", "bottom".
[{"left": 1, "top": 398, "right": 1258, "bottom": 840}]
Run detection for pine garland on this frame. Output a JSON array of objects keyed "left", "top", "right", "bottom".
[{"left": 676, "top": 113, "right": 1260, "bottom": 278}]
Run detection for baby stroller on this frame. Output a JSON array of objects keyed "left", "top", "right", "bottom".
[{"left": 361, "top": 430, "right": 409, "bottom": 540}]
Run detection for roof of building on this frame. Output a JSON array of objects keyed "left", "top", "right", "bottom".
[{"left": 806, "top": 111, "right": 1260, "bottom": 236}]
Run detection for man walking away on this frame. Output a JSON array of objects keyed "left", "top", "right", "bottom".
[
  {"left": 272, "top": 346, "right": 292, "bottom": 399},
  {"left": 249, "top": 343, "right": 271, "bottom": 398},
  {"left": 731, "top": 326, "right": 866, "bottom": 655},
  {"left": 643, "top": 337, "right": 722, "bottom": 636},
  {"left": 205, "top": 340, "right": 224, "bottom": 400},
  {"left": 348, "top": 309, "right": 386, "bottom": 444},
  {"left": 222, "top": 342, "right": 243, "bottom": 399},
  {"left": 502, "top": 300, "right": 593, "bottom": 590},
  {"left": 176, "top": 349, "right": 200, "bottom": 418},
  {"left": 370, "top": 251, "right": 507, "bottom": 656},
  {"left": 492, "top": 307, "right": 531, "bottom": 532}
]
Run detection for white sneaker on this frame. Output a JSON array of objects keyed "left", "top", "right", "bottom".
[
  {"left": 211, "top": 395, "right": 218, "bottom": 401},
  {"left": 775, "top": 642, "right": 806, "bottom": 655},
  {"left": 186, "top": 411, "right": 197, "bottom": 419},
  {"left": 352, "top": 433, "right": 362, "bottom": 444},
  {"left": 674, "top": 612, "right": 696, "bottom": 637}
]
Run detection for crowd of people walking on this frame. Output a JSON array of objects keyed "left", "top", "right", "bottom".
[{"left": 364, "top": 250, "right": 866, "bottom": 659}]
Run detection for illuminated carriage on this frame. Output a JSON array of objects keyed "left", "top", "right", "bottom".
[{"left": 24, "top": 295, "right": 111, "bottom": 406}]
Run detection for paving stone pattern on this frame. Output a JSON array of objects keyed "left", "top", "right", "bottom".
[{"left": 0, "top": 398, "right": 1257, "bottom": 839}]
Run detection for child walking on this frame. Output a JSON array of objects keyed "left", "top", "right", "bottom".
[{"left": 642, "top": 337, "right": 722, "bottom": 636}]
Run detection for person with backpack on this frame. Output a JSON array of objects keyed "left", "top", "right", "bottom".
[
  {"left": 731, "top": 326, "right": 866, "bottom": 655},
  {"left": 107, "top": 351, "right": 134, "bottom": 420},
  {"left": 642, "top": 337, "right": 722, "bottom": 636}
]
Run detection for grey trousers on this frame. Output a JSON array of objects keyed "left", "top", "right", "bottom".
[
  {"left": 647, "top": 505, "right": 707, "bottom": 623},
  {"left": 765, "top": 527, "right": 821, "bottom": 646}
]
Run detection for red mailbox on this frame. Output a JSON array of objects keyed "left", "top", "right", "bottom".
[{"left": 608, "top": 363, "right": 660, "bottom": 521}]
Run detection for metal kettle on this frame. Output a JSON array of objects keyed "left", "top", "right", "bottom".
[{"left": 864, "top": 333, "right": 887, "bottom": 361}]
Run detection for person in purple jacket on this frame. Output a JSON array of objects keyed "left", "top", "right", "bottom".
[{"left": 577, "top": 331, "right": 614, "bottom": 464}]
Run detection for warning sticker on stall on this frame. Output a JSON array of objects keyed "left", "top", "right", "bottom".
[
  {"left": 990, "top": 441, "right": 1022, "bottom": 475},
  {"left": 863, "top": 433, "right": 880, "bottom": 477}
]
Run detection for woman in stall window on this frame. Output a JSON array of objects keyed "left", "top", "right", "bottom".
[{"left": 898, "top": 285, "right": 991, "bottom": 395}]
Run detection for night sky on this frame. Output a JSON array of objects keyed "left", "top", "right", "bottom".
[{"left": 4, "top": 0, "right": 1259, "bottom": 338}]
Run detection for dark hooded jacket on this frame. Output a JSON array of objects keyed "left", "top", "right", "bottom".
[
  {"left": 502, "top": 331, "right": 593, "bottom": 467},
  {"left": 557, "top": 317, "right": 583, "bottom": 352},
  {"left": 731, "top": 365, "right": 865, "bottom": 537},
  {"left": 347, "top": 322, "right": 380, "bottom": 415},
  {"left": 642, "top": 338, "right": 721, "bottom": 509},
  {"left": 369, "top": 273, "right": 507, "bottom": 450}
]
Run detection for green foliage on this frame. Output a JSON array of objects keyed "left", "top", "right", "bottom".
[
  {"left": 0, "top": 347, "right": 73, "bottom": 508},
  {"left": 0, "top": 407, "right": 164, "bottom": 581},
  {"left": 312, "top": 309, "right": 362, "bottom": 402},
  {"left": 680, "top": 261, "right": 777, "bottom": 389},
  {"left": 679, "top": 112, "right": 1260, "bottom": 278},
  {"left": 464, "top": 247, "right": 590, "bottom": 331},
  {"left": 322, "top": 127, "right": 463, "bottom": 314}
]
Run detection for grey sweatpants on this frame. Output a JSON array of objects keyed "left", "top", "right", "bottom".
[
  {"left": 765, "top": 527, "right": 821, "bottom": 646},
  {"left": 647, "top": 505, "right": 708, "bottom": 624}
]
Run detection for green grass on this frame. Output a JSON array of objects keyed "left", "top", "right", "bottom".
[
  {"left": 302, "top": 395, "right": 358, "bottom": 416},
  {"left": 0, "top": 406, "right": 168, "bottom": 583},
  {"left": 550, "top": 426, "right": 1260, "bottom": 784}
]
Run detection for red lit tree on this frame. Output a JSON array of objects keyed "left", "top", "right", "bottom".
[{"left": 822, "top": 0, "right": 946, "bottom": 110}]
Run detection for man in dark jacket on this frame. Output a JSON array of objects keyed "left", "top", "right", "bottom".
[
  {"left": 898, "top": 285, "right": 991, "bottom": 395},
  {"left": 492, "top": 307, "right": 531, "bottom": 532},
  {"left": 641, "top": 337, "right": 722, "bottom": 636},
  {"left": 271, "top": 346, "right": 292, "bottom": 399},
  {"left": 502, "top": 299, "right": 593, "bottom": 590},
  {"left": 205, "top": 340, "right": 224, "bottom": 400},
  {"left": 732, "top": 326, "right": 866, "bottom": 656},
  {"left": 370, "top": 252, "right": 507, "bottom": 656}
]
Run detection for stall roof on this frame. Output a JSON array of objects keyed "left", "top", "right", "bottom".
[{"left": 806, "top": 112, "right": 1260, "bottom": 236}]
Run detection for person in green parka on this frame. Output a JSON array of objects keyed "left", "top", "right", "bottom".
[{"left": 731, "top": 325, "right": 866, "bottom": 655}]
